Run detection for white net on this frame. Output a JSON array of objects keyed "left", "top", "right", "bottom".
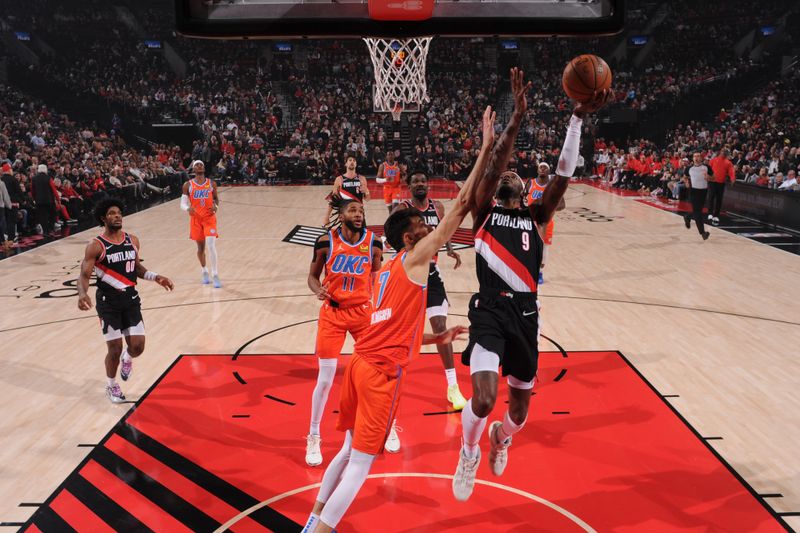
[{"left": 363, "top": 37, "right": 432, "bottom": 121}]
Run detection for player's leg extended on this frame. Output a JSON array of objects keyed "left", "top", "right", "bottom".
[
  {"left": 104, "top": 337, "right": 125, "bottom": 403},
  {"left": 194, "top": 238, "right": 209, "bottom": 284},
  {"left": 307, "top": 306, "right": 348, "bottom": 466},
  {"left": 486, "top": 377, "right": 533, "bottom": 477},
  {"left": 309, "top": 355, "right": 389, "bottom": 531},
  {"left": 120, "top": 329, "right": 145, "bottom": 382},
  {"left": 429, "top": 314, "right": 466, "bottom": 411},
  {"left": 306, "top": 430, "right": 353, "bottom": 531},
  {"left": 205, "top": 236, "right": 221, "bottom": 287},
  {"left": 453, "top": 347, "right": 499, "bottom": 501}
]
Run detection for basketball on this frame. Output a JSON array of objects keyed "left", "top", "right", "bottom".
[{"left": 562, "top": 54, "right": 612, "bottom": 103}]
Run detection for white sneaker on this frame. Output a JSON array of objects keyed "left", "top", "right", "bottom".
[
  {"left": 712, "top": 216, "right": 720, "bottom": 226},
  {"left": 305, "top": 434, "right": 322, "bottom": 466},
  {"left": 106, "top": 384, "right": 126, "bottom": 403},
  {"left": 452, "top": 446, "right": 481, "bottom": 501},
  {"left": 707, "top": 214, "right": 713, "bottom": 221},
  {"left": 385, "top": 420, "right": 401, "bottom": 453},
  {"left": 487, "top": 421, "right": 511, "bottom": 477}
]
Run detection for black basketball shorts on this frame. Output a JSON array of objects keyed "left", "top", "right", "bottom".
[
  {"left": 461, "top": 290, "right": 539, "bottom": 383},
  {"left": 426, "top": 264, "right": 449, "bottom": 319},
  {"left": 96, "top": 289, "right": 145, "bottom": 341}
]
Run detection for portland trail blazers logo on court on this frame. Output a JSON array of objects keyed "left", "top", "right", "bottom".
[{"left": 283, "top": 225, "right": 475, "bottom": 251}]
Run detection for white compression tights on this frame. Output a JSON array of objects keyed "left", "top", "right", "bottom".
[
  {"left": 204, "top": 236, "right": 218, "bottom": 276},
  {"left": 318, "top": 442, "right": 375, "bottom": 528},
  {"left": 310, "top": 358, "right": 338, "bottom": 435}
]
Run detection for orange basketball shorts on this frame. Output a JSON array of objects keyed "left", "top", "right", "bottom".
[
  {"left": 383, "top": 185, "right": 401, "bottom": 205},
  {"left": 336, "top": 352, "right": 404, "bottom": 455},
  {"left": 190, "top": 214, "right": 218, "bottom": 241},
  {"left": 315, "top": 302, "right": 372, "bottom": 359}
]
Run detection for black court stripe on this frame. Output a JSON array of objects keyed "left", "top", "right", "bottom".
[
  {"left": 115, "top": 424, "right": 300, "bottom": 530},
  {"left": 30, "top": 504, "right": 76, "bottom": 533},
  {"left": 264, "top": 394, "right": 296, "bottom": 406},
  {"left": 65, "top": 475, "right": 151, "bottom": 533},
  {"left": 91, "top": 446, "right": 219, "bottom": 532}
]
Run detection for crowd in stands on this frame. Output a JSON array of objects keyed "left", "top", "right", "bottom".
[
  {"left": 2, "top": 0, "right": 797, "bottom": 195},
  {"left": 0, "top": 84, "right": 184, "bottom": 246},
  {"left": 585, "top": 68, "right": 800, "bottom": 198}
]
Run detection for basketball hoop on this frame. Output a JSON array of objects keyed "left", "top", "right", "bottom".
[{"left": 364, "top": 37, "right": 432, "bottom": 122}]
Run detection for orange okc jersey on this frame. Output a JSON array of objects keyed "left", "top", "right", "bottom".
[
  {"left": 355, "top": 252, "right": 427, "bottom": 375},
  {"left": 324, "top": 229, "right": 375, "bottom": 306},
  {"left": 383, "top": 163, "right": 401, "bottom": 187},
  {"left": 188, "top": 179, "right": 214, "bottom": 218},
  {"left": 526, "top": 179, "right": 555, "bottom": 245},
  {"left": 526, "top": 178, "right": 547, "bottom": 206}
]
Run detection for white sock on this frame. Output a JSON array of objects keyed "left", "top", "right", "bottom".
[
  {"left": 497, "top": 410, "right": 526, "bottom": 443},
  {"left": 205, "top": 237, "right": 218, "bottom": 276},
  {"left": 319, "top": 449, "right": 375, "bottom": 528},
  {"left": 121, "top": 348, "right": 131, "bottom": 363},
  {"left": 445, "top": 368, "right": 457, "bottom": 387},
  {"left": 301, "top": 513, "right": 320, "bottom": 533},
  {"left": 310, "top": 358, "right": 338, "bottom": 436},
  {"left": 316, "top": 431, "right": 353, "bottom": 505},
  {"left": 106, "top": 377, "right": 117, "bottom": 387},
  {"left": 201, "top": 266, "right": 209, "bottom": 274},
  {"left": 461, "top": 399, "right": 488, "bottom": 459}
]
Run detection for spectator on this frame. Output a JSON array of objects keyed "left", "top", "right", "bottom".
[{"left": 31, "top": 164, "right": 58, "bottom": 234}]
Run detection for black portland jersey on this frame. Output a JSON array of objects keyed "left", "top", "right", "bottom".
[
  {"left": 402, "top": 198, "right": 440, "bottom": 228},
  {"left": 94, "top": 233, "right": 138, "bottom": 294},
  {"left": 404, "top": 198, "right": 441, "bottom": 265},
  {"left": 340, "top": 174, "right": 364, "bottom": 201},
  {"left": 474, "top": 203, "right": 542, "bottom": 293}
]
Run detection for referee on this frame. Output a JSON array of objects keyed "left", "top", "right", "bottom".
[{"left": 683, "top": 152, "right": 711, "bottom": 241}]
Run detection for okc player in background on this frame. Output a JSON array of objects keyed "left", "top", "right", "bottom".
[
  {"left": 376, "top": 150, "right": 402, "bottom": 213},
  {"left": 302, "top": 105, "right": 496, "bottom": 533},
  {"left": 77, "top": 198, "right": 174, "bottom": 403},
  {"left": 524, "top": 161, "right": 565, "bottom": 284},
  {"left": 306, "top": 194, "right": 383, "bottom": 467},
  {"left": 393, "top": 170, "right": 468, "bottom": 411},
  {"left": 180, "top": 161, "right": 222, "bottom": 288},
  {"left": 321, "top": 154, "right": 370, "bottom": 227},
  {"left": 452, "top": 68, "right": 612, "bottom": 501}
]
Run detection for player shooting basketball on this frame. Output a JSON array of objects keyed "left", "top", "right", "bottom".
[{"left": 452, "top": 68, "right": 612, "bottom": 501}]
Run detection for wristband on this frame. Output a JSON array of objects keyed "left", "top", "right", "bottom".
[{"left": 144, "top": 271, "right": 158, "bottom": 281}]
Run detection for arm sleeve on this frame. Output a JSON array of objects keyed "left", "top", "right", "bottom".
[
  {"left": 180, "top": 194, "right": 190, "bottom": 211},
  {"left": 556, "top": 115, "right": 583, "bottom": 177}
]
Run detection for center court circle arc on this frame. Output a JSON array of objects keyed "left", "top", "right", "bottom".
[{"left": 214, "top": 472, "right": 597, "bottom": 532}]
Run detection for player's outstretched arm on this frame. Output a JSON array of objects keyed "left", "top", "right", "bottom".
[
  {"left": 469, "top": 68, "right": 530, "bottom": 219},
  {"left": 211, "top": 181, "right": 220, "bottom": 213},
  {"left": 360, "top": 175, "right": 370, "bottom": 201},
  {"left": 77, "top": 240, "right": 102, "bottom": 310},
  {"left": 459, "top": 105, "right": 496, "bottom": 218},
  {"left": 180, "top": 181, "right": 195, "bottom": 215},
  {"left": 422, "top": 325, "right": 469, "bottom": 345},
  {"left": 308, "top": 234, "right": 331, "bottom": 300},
  {"left": 404, "top": 109, "right": 496, "bottom": 284},
  {"left": 535, "top": 89, "right": 613, "bottom": 226}
]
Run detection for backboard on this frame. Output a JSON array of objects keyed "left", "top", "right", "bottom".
[{"left": 175, "top": 0, "right": 624, "bottom": 39}]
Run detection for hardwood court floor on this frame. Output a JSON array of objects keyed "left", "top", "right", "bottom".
[{"left": 1, "top": 184, "right": 798, "bottom": 529}]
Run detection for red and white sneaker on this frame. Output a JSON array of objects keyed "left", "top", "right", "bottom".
[{"left": 106, "top": 384, "right": 126, "bottom": 403}]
